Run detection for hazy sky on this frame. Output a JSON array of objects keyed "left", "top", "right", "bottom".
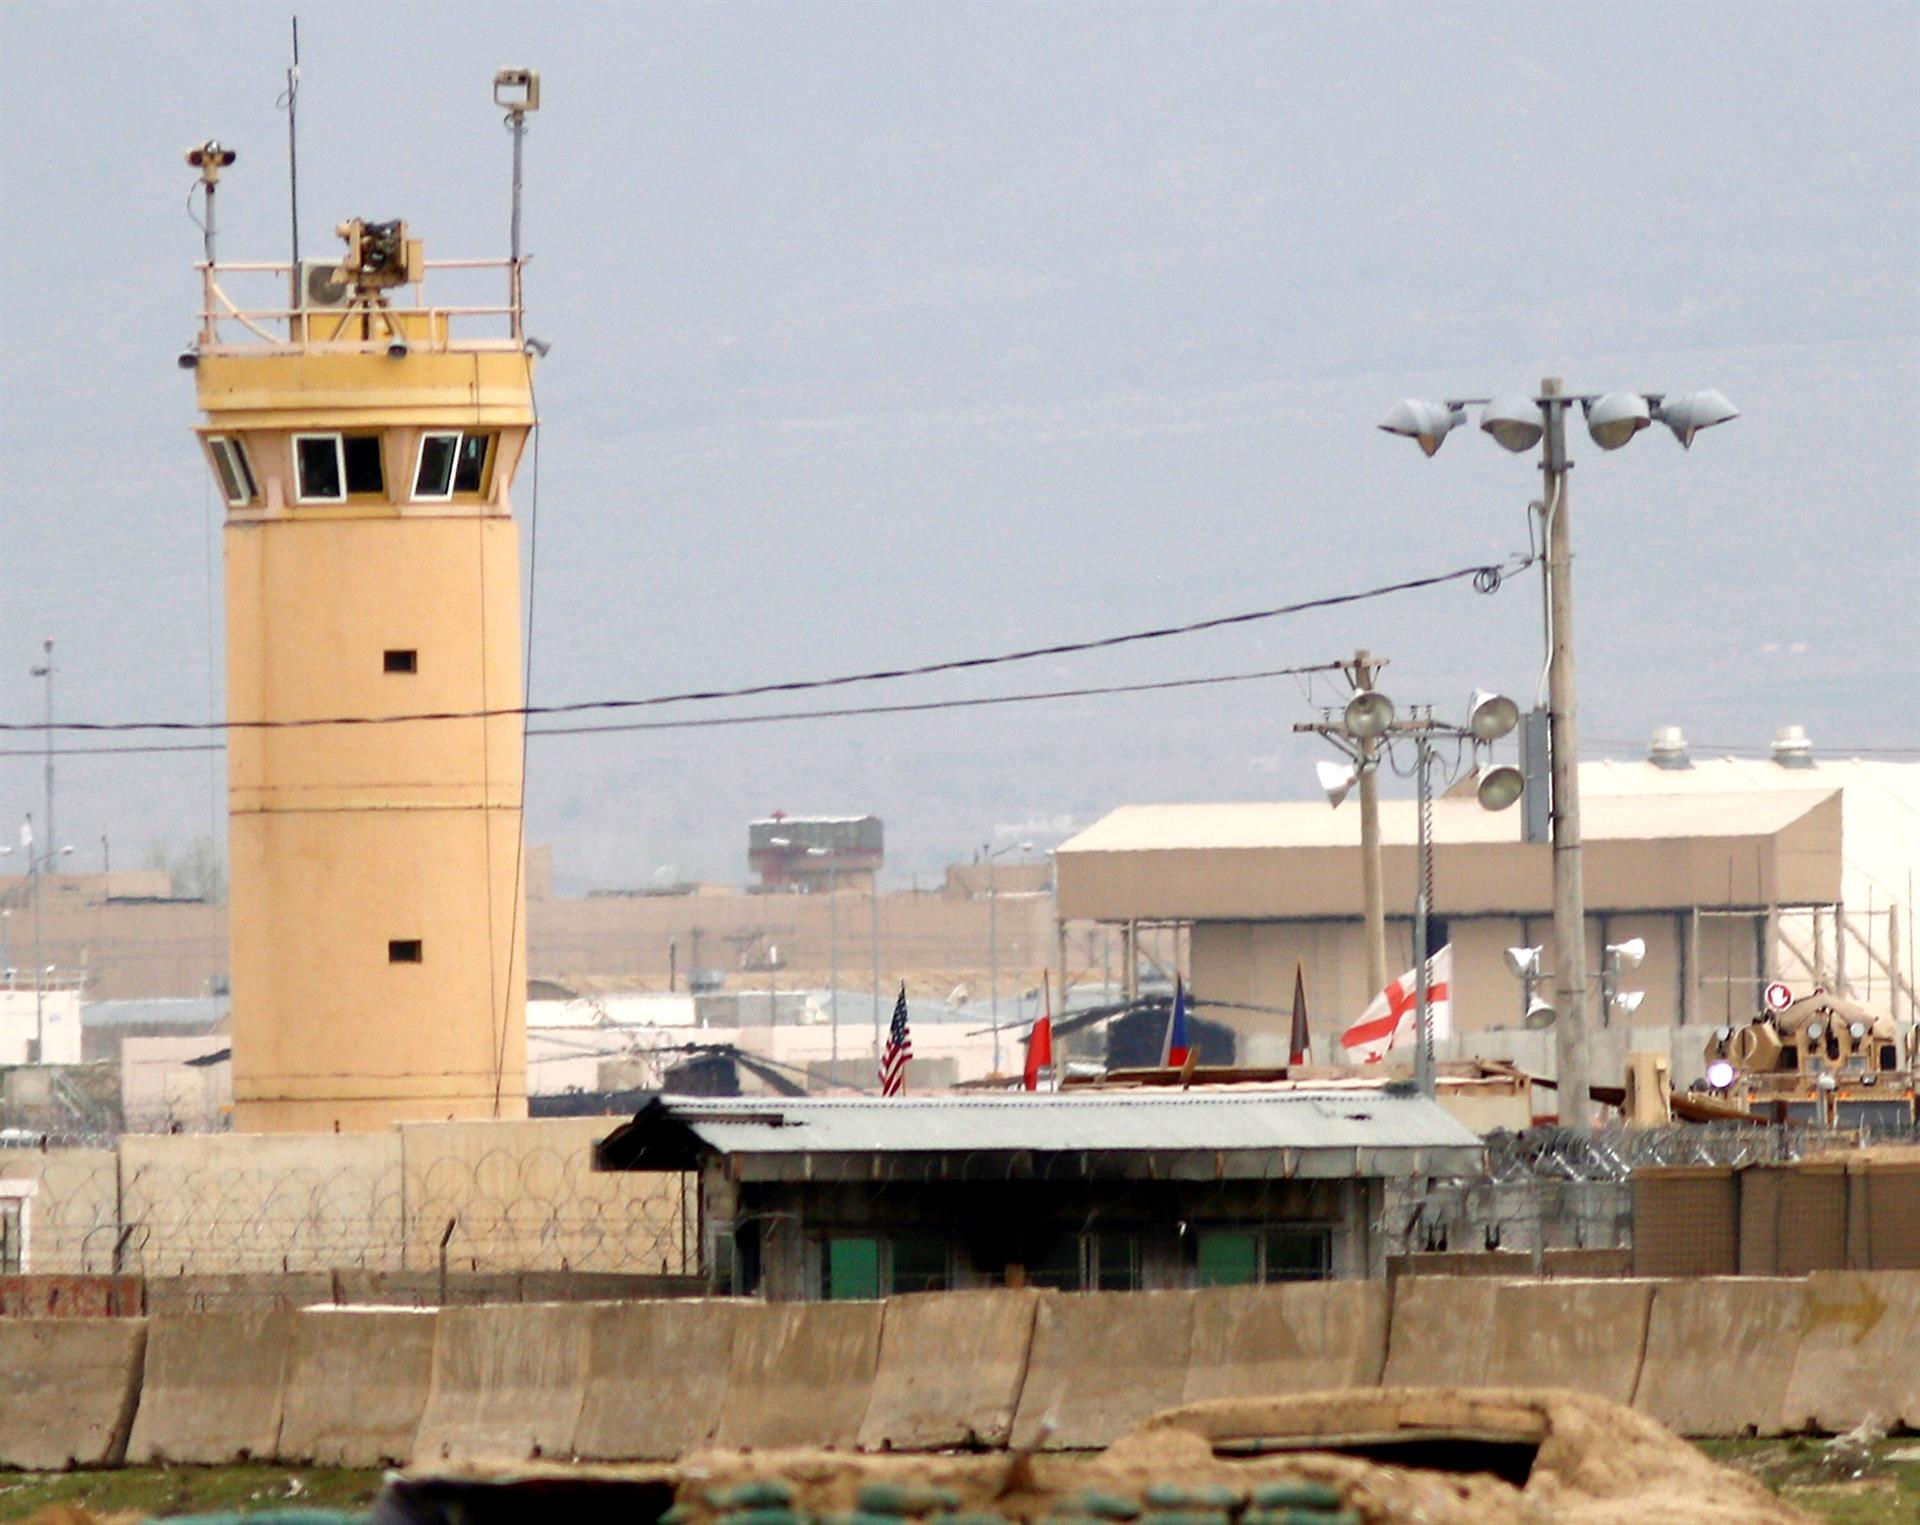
[{"left": 3, "top": 1, "right": 1916, "bottom": 889}]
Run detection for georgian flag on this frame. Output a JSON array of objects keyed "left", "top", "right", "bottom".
[{"left": 1340, "top": 946, "right": 1452, "bottom": 1064}]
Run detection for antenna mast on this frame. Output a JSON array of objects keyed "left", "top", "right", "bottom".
[{"left": 283, "top": 17, "right": 302, "bottom": 270}]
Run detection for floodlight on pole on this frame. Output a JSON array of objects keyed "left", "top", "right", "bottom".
[
  {"left": 1343, "top": 690, "right": 1395, "bottom": 739},
  {"left": 1584, "top": 392, "right": 1653, "bottom": 451},
  {"left": 1468, "top": 689, "right": 1520, "bottom": 742},
  {"left": 1653, "top": 390, "right": 1740, "bottom": 449},
  {"left": 1609, "top": 989, "right": 1647, "bottom": 1020},
  {"left": 1523, "top": 996, "right": 1558, "bottom": 1031},
  {"left": 1476, "top": 764, "right": 1525, "bottom": 813},
  {"left": 1480, "top": 394, "right": 1544, "bottom": 453},
  {"left": 1294, "top": 650, "right": 1393, "bottom": 1000},
  {"left": 1315, "top": 759, "right": 1359, "bottom": 810},
  {"left": 1605, "top": 937, "right": 1646, "bottom": 972},
  {"left": 1505, "top": 946, "right": 1544, "bottom": 979},
  {"left": 1384, "top": 374, "right": 1738, "bottom": 1129},
  {"left": 1309, "top": 683, "right": 1521, "bottom": 1097},
  {"left": 1377, "top": 399, "right": 1467, "bottom": 457}
]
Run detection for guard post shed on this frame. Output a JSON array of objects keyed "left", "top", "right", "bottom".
[{"left": 596, "top": 1090, "right": 1483, "bottom": 1300}]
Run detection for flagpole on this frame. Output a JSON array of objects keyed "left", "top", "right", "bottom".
[{"left": 1414, "top": 736, "right": 1435, "bottom": 1099}]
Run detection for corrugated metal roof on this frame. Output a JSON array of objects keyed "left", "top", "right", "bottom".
[
  {"left": 640, "top": 1088, "right": 1478, "bottom": 1156},
  {"left": 1057, "top": 789, "right": 1838, "bottom": 856}
]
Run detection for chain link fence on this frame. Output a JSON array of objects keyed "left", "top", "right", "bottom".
[{"left": 1383, "top": 1121, "right": 1920, "bottom": 1260}]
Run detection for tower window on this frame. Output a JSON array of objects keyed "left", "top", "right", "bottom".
[
  {"left": 294, "top": 434, "right": 345, "bottom": 502},
  {"left": 388, "top": 939, "right": 423, "bottom": 964},
  {"left": 343, "top": 435, "right": 385, "bottom": 495},
  {"left": 452, "top": 433, "right": 491, "bottom": 493},
  {"left": 294, "top": 433, "right": 385, "bottom": 502},
  {"left": 383, "top": 649, "right": 418, "bottom": 674},
  {"left": 413, "top": 431, "right": 496, "bottom": 501},
  {"left": 207, "top": 436, "right": 258, "bottom": 507}
]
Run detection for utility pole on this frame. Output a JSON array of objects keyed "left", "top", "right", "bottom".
[
  {"left": 31, "top": 639, "right": 54, "bottom": 875},
  {"left": 1540, "top": 378, "right": 1591, "bottom": 1129},
  {"left": 986, "top": 847, "right": 1000, "bottom": 1074},
  {"left": 1295, "top": 650, "right": 1390, "bottom": 999}
]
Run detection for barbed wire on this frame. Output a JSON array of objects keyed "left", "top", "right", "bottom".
[{"left": 8, "top": 1146, "right": 698, "bottom": 1282}]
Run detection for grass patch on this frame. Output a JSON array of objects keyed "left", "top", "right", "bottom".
[
  {"left": 0, "top": 1464, "right": 385, "bottom": 1520},
  {"left": 1698, "top": 1437, "right": 1920, "bottom": 1525}
]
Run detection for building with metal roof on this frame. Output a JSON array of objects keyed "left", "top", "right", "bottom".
[
  {"left": 1058, "top": 786, "right": 1846, "bottom": 1068},
  {"left": 597, "top": 1089, "right": 1481, "bottom": 1299}
]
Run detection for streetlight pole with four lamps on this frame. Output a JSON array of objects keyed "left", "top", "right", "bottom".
[{"left": 1379, "top": 379, "right": 1737, "bottom": 1124}]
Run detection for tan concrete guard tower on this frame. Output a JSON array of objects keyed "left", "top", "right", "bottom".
[{"left": 185, "top": 192, "right": 533, "bottom": 1130}]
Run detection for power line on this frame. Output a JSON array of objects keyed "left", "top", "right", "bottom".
[
  {"left": 0, "top": 554, "right": 1528, "bottom": 736},
  {"left": 0, "top": 660, "right": 1342, "bottom": 758}
]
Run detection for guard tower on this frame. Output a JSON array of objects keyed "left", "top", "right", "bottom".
[{"left": 182, "top": 112, "right": 537, "bottom": 1129}]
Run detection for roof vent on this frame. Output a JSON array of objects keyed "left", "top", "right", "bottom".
[
  {"left": 1772, "top": 724, "right": 1815, "bottom": 769},
  {"left": 1648, "top": 725, "right": 1691, "bottom": 770}
]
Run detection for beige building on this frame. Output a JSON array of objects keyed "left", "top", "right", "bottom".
[
  {"left": 1057, "top": 775, "right": 1876, "bottom": 1072},
  {"left": 187, "top": 221, "right": 533, "bottom": 1129}
]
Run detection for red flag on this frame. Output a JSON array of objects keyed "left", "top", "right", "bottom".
[
  {"left": 1288, "top": 961, "right": 1312, "bottom": 1066},
  {"left": 1024, "top": 973, "right": 1054, "bottom": 1091}
]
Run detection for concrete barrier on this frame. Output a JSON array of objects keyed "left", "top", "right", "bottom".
[
  {"left": 1633, "top": 1277, "right": 1805, "bottom": 1437},
  {"left": 278, "top": 1307, "right": 439, "bottom": 1466},
  {"left": 1183, "top": 1281, "right": 1389, "bottom": 1405},
  {"left": 126, "top": 1308, "right": 295, "bottom": 1463},
  {"left": 1382, "top": 1276, "right": 1498, "bottom": 1389},
  {"left": 858, "top": 1289, "right": 1039, "bottom": 1452},
  {"left": 715, "top": 1300, "right": 885, "bottom": 1450},
  {"left": 0, "top": 1318, "right": 147, "bottom": 1469},
  {"left": 1483, "top": 1279, "right": 1657, "bottom": 1406},
  {"left": 574, "top": 1300, "right": 743, "bottom": 1460},
  {"left": 0, "top": 1274, "right": 143, "bottom": 1318},
  {"left": 414, "top": 1302, "right": 594, "bottom": 1461},
  {"left": 1011, "top": 1291, "right": 1194, "bottom": 1451},
  {"left": 1782, "top": 1270, "right": 1920, "bottom": 1432},
  {"left": 143, "top": 1273, "right": 333, "bottom": 1315}
]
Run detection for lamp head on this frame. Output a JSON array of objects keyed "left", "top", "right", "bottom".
[
  {"left": 1379, "top": 399, "right": 1466, "bottom": 457},
  {"left": 1653, "top": 389, "right": 1739, "bottom": 449},
  {"left": 1467, "top": 688, "right": 1519, "bottom": 741},
  {"left": 1343, "top": 689, "right": 1395, "bottom": 739},
  {"left": 1523, "top": 996, "right": 1557, "bottom": 1030},
  {"left": 1705, "top": 1058, "right": 1736, "bottom": 1090},
  {"left": 1315, "top": 758, "right": 1358, "bottom": 810},
  {"left": 1480, "top": 393, "right": 1545, "bottom": 454},
  {"left": 1606, "top": 937, "right": 1647, "bottom": 972},
  {"left": 1584, "top": 391, "right": 1653, "bottom": 451},
  {"left": 1610, "top": 989, "right": 1647, "bottom": 1019},
  {"left": 1504, "top": 945, "right": 1544, "bottom": 979},
  {"left": 1476, "top": 764, "right": 1525, "bottom": 812}
]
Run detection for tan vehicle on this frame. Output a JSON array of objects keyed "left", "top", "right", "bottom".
[{"left": 1700, "top": 987, "right": 1917, "bottom": 1128}]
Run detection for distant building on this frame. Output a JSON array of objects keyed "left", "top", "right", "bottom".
[
  {"left": 1057, "top": 737, "right": 1917, "bottom": 1083},
  {"left": 749, "top": 816, "right": 883, "bottom": 891},
  {"left": 596, "top": 1089, "right": 1482, "bottom": 1299}
]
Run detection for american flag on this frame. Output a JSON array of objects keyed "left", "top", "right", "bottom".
[{"left": 878, "top": 983, "right": 912, "bottom": 1096}]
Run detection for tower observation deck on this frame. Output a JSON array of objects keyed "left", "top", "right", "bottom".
[{"left": 185, "top": 216, "right": 534, "bottom": 1130}]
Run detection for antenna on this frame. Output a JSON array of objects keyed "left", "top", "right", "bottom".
[
  {"left": 280, "top": 17, "right": 302, "bottom": 271},
  {"left": 494, "top": 68, "right": 540, "bottom": 336}
]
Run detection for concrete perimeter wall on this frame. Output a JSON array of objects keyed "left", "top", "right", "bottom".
[
  {"left": 17, "top": 1118, "right": 694, "bottom": 1277},
  {"left": 4, "top": 1272, "right": 1917, "bottom": 1469}
]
